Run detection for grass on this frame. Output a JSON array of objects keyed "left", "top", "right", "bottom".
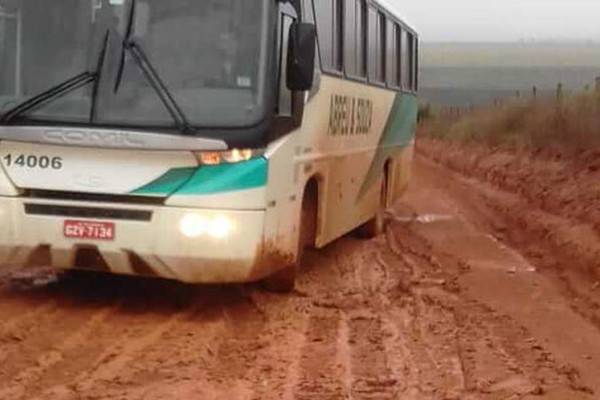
[{"left": 419, "top": 88, "right": 600, "bottom": 151}]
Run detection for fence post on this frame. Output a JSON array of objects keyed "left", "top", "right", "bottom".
[
  {"left": 532, "top": 86, "right": 537, "bottom": 101},
  {"left": 556, "top": 82, "right": 563, "bottom": 103}
]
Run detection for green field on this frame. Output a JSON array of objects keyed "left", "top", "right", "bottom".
[
  {"left": 422, "top": 42, "right": 600, "bottom": 68},
  {"left": 420, "top": 42, "right": 600, "bottom": 106}
]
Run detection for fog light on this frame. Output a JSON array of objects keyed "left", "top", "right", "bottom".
[
  {"left": 208, "top": 216, "right": 232, "bottom": 239},
  {"left": 179, "top": 214, "right": 207, "bottom": 238}
]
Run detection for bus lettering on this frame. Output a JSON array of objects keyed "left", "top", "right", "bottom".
[{"left": 328, "top": 95, "right": 373, "bottom": 136}]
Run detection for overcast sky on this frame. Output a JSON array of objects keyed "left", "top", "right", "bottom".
[{"left": 390, "top": 0, "right": 600, "bottom": 42}]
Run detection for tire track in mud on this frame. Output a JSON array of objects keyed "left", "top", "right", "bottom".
[
  {"left": 0, "top": 276, "right": 208, "bottom": 400},
  {"left": 386, "top": 211, "right": 595, "bottom": 399},
  {"left": 0, "top": 306, "right": 114, "bottom": 400},
  {"left": 293, "top": 239, "right": 409, "bottom": 400},
  {"left": 345, "top": 241, "right": 403, "bottom": 400},
  {"left": 293, "top": 308, "right": 345, "bottom": 400},
  {"left": 379, "top": 226, "right": 466, "bottom": 399},
  {"left": 24, "top": 284, "right": 310, "bottom": 400},
  {"left": 394, "top": 226, "right": 515, "bottom": 400},
  {"left": 290, "top": 245, "right": 361, "bottom": 400},
  {"left": 29, "top": 299, "right": 203, "bottom": 400},
  {"left": 60, "top": 298, "right": 234, "bottom": 400},
  {"left": 0, "top": 300, "right": 114, "bottom": 385},
  {"left": 69, "top": 310, "right": 193, "bottom": 393},
  {"left": 0, "top": 302, "right": 58, "bottom": 364}
]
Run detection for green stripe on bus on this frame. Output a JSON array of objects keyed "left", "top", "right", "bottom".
[
  {"left": 132, "top": 167, "right": 196, "bottom": 196},
  {"left": 174, "top": 157, "right": 268, "bottom": 196},
  {"left": 357, "top": 92, "right": 418, "bottom": 200}
]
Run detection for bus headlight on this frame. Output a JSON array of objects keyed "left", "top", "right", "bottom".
[
  {"left": 208, "top": 216, "right": 232, "bottom": 239},
  {"left": 179, "top": 214, "right": 233, "bottom": 239},
  {"left": 179, "top": 214, "right": 207, "bottom": 238}
]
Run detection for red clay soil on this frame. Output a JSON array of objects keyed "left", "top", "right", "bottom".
[
  {"left": 417, "top": 137, "right": 600, "bottom": 334},
  {"left": 418, "top": 139, "right": 600, "bottom": 287},
  {"left": 0, "top": 145, "right": 598, "bottom": 399},
  {"left": 418, "top": 139, "right": 600, "bottom": 237}
]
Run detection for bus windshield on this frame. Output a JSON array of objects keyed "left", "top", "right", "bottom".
[{"left": 0, "top": 0, "right": 271, "bottom": 130}]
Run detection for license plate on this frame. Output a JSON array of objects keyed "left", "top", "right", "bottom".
[{"left": 64, "top": 220, "right": 115, "bottom": 241}]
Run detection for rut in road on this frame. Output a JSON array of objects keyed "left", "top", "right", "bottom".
[{"left": 0, "top": 157, "right": 596, "bottom": 399}]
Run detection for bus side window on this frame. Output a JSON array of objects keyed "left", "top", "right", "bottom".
[
  {"left": 343, "top": 0, "right": 356, "bottom": 77},
  {"left": 400, "top": 29, "right": 410, "bottom": 90},
  {"left": 314, "top": 0, "right": 343, "bottom": 74},
  {"left": 355, "top": 0, "right": 367, "bottom": 78},
  {"left": 385, "top": 20, "right": 399, "bottom": 88},
  {"left": 413, "top": 36, "right": 419, "bottom": 91},
  {"left": 378, "top": 11, "right": 386, "bottom": 83},
  {"left": 407, "top": 31, "right": 415, "bottom": 91},
  {"left": 394, "top": 23, "right": 401, "bottom": 88}
]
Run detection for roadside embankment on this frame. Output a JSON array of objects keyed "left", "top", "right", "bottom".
[
  {"left": 416, "top": 137, "right": 600, "bottom": 327},
  {"left": 418, "top": 138, "right": 600, "bottom": 235}
]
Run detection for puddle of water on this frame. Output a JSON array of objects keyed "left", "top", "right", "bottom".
[
  {"left": 485, "top": 235, "right": 537, "bottom": 273},
  {"left": 390, "top": 213, "right": 455, "bottom": 224}
]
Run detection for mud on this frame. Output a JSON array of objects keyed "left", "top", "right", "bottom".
[{"left": 0, "top": 144, "right": 599, "bottom": 399}]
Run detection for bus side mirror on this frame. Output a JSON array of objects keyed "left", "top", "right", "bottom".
[{"left": 286, "top": 22, "right": 316, "bottom": 91}]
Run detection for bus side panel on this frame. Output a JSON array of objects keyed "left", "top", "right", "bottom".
[
  {"left": 388, "top": 144, "right": 414, "bottom": 205},
  {"left": 261, "top": 134, "right": 303, "bottom": 266},
  {"left": 291, "top": 75, "right": 417, "bottom": 248}
]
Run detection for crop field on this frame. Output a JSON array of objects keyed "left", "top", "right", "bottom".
[{"left": 420, "top": 42, "right": 600, "bottom": 106}]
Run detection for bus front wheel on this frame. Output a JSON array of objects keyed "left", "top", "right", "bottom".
[{"left": 262, "top": 183, "right": 317, "bottom": 293}]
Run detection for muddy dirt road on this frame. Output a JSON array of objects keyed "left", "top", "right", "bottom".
[{"left": 0, "top": 154, "right": 599, "bottom": 400}]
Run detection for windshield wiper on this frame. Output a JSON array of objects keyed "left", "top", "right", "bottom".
[
  {"left": 1, "top": 31, "right": 111, "bottom": 125},
  {"left": 0, "top": 72, "right": 95, "bottom": 124},
  {"left": 113, "top": 0, "right": 194, "bottom": 135},
  {"left": 89, "top": 30, "right": 111, "bottom": 123}
]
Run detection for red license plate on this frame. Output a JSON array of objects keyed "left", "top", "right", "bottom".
[{"left": 64, "top": 220, "right": 115, "bottom": 241}]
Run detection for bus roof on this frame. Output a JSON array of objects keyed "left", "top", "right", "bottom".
[{"left": 370, "top": 0, "right": 419, "bottom": 36}]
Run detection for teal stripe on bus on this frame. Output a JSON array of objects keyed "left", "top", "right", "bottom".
[
  {"left": 357, "top": 92, "right": 418, "bottom": 200},
  {"left": 174, "top": 157, "right": 268, "bottom": 196},
  {"left": 132, "top": 167, "right": 196, "bottom": 196},
  {"left": 131, "top": 158, "right": 269, "bottom": 196}
]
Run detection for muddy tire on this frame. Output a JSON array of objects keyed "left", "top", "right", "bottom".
[
  {"left": 357, "top": 173, "right": 388, "bottom": 239},
  {"left": 261, "top": 263, "right": 298, "bottom": 293},
  {"left": 357, "top": 209, "right": 385, "bottom": 239},
  {"left": 263, "top": 182, "right": 317, "bottom": 293}
]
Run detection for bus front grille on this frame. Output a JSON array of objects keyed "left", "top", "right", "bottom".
[
  {"left": 23, "top": 189, "right": 165, "bottom": 206},
  {"left": 24, "top": 204, "right": 153, "bottom": 222}
]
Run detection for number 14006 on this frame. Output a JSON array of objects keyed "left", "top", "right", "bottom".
[{"left": 2, "top": 154, "right": 63, "bottom": 170}]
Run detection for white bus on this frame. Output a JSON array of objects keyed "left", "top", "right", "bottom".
[{"left": 0, "top": 0, "right": 418, "bottom": 291}]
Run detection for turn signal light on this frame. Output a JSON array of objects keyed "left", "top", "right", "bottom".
[{"left": 195, "top": 149, "right": 262, "bottom": 165}]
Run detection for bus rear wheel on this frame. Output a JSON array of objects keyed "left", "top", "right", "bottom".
[
  {"left": 357, "top": 173, "right": 388, "bottom": 239},
  {"left": 262, "top": 183, "right": 317, "bottom": 293}
]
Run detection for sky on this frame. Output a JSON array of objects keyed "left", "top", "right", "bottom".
[{"left": 390, "top": 0, "right": 600, "bottom": 42}]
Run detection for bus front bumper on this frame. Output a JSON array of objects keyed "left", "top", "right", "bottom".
[{"left": 0, "top": 197, "right": 290, "bottom": 283}]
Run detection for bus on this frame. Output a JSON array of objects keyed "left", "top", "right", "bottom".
[{"left": 0, "top": 0, "right": 418, "bottom": 291}]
